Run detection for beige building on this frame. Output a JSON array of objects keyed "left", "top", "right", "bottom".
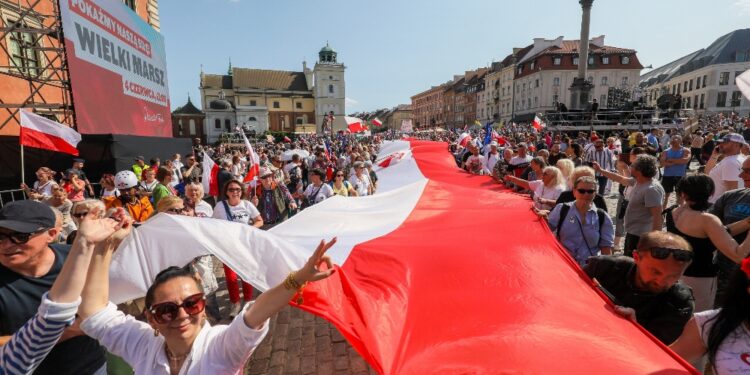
[{"left": 512, "top": 36, "right": 643, "bottom": 121}]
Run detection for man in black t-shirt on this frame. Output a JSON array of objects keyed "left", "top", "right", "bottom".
[
  {"left": 0, "top": 200, "right": 106, "bottom": 374},
  {"left": 583, "top": 231, "right": 694, "bottom": 344}
]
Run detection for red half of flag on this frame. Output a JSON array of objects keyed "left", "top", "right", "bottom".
[
  {"left": 19, "top": 111, "right": 81, "bottom": 156},
  {"left": 532, "top": 115, "right": 545, "bottom": 131},
  {"left": 201, "top": 153, "right": 220, "bottom": 196},
  {"left": 372, "top": 118, "right": 382, "bottom": 127},
  {"left": 345, "top": 116, "right": 367, "bottom": 133},
  {"left": 243, "top": 163, "right": 259, "bottom": 184}
]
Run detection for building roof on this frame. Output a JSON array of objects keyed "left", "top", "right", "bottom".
[
  {"left": 172, "top": 97, "right": 202, "bottom": 115},
  {"left": 518, "top": 35, "right": 637, "bottom": 64},
  {"left": 641, "top": 29, "right": 750, "bottom": 86},
  {"left": 201, "top": 68, "right": 310, "bottom": 92}
]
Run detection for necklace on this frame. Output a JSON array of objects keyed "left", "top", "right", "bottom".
[{"left": 165, "top": 346, "right": 188, "bottom": 363}]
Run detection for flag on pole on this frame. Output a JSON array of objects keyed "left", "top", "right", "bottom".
[
  {"left": 201, "top": 152, "right": 220, "bottom": 196},
  {"left": 238, "top": 131, "right": 260, "bottom": 185},
  {"left": 532, "top": 115, "right": 546, "bottom": 131},
  {"left": 19, "top": 111, "right": 81, "bottom": 155},
  {"left": 482, "top": 121, "right": 493, "bottom": 146},
  {"left": 372, "top": 118, "right": 382, "bottom": 127},
  {"left": 345, "top": 116, "right": 367, "bottom": 133}
]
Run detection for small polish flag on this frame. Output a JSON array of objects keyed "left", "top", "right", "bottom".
[
  {"left": 532, "top": 115, "right": 545, "bottom": 131},
  {"left": 19, "top": 111, "right": 81, "bottom": 155},
  {"left": 345, "top": 116, "right": 367, "bottom": 133},
  {"left": 201, "top": 152, "right": 220, "bottom": 197},
  {"left": 458, "top": 132, "right": 472, "bottom": 147},
  {"left": 239, "top": 131, "right": 260, "bottom": 185},
  {"left": 372, "top": 118, "right": 382, "bottom": 127}
]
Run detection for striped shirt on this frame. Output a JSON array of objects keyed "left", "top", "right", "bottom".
[
  {"left": 0, "top": 293, "right": 79, "bottom": 375},
  {"left": 584, "top": 147, "right": 615, "bottom": 175}
]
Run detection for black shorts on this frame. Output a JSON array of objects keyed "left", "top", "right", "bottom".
[{"left": 661, "top": 176, "right": 683, "bottom": 194}]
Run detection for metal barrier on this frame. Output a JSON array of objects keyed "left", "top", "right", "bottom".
[{"left": 0, "top": 183, "right": 102, "bottom": 208}]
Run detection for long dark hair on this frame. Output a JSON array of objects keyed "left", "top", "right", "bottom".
[{"left": 704, "top": 259, "right": 750, "bottom": 367}]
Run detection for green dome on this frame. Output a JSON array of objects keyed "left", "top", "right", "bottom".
[{"left": 319, "top": 43, "right": 336, "bottom": 54}]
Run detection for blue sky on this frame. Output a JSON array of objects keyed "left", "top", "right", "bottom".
[{"left": 160, "top": 0, "right": 750, "bottom": 113}]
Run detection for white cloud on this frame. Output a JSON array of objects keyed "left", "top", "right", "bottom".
[
  {"left": 735, "top": 0, "right": 750, "bottom": 13},
  {"left": 345, "top": 97, "right": 359, "bottom": 107}
]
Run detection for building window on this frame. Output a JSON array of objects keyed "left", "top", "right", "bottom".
[
  {"left": 517, "top": 66, "right": 523, "bottom": 75},
  {"left": 732, "top": 91, "right": 743, "bottom": 107},
  {"left": 621, "top": 55, "right": 630, "bottom": 64},
  {"left": 736, "top": 51, "right": 748, "bottom": 62},
  {"left": 683, "top": 81, "right": 688, "bottom": 92},
  {"left": 250, "top": 100, "right": 257, "bottom": 106},
  {"left": 587, "top": 76, "right": 593, "bottom": 84},
  {"left": 189, "top": 119, "right": 196, "bottom": 135},
  {"left": 573, "top": 56, "right": 579, "bottom": 66},
  {"left": 703, "top": 74, "right": 708, "bottom": 88},
  {"left": 601, "top": 76, "right": 608, "bottom": 86},
  {"left": 677, "top": 84, "right": 681, "bottom": 94},
  {"left": 296, "top": 102, "right": 302, "bottom": 109},
  {"left": 248, "top": 116, "right": 257, "bottom": 121},
  {"left": 689, "top": 79, "right": 693, "bottom": 91},
  {"left": 737, "top": 71, "right": 745, "bottom": 81},
  {"left": 553, "top": 94, "right": 559, "bottom": 105},
  {"left": 553, "top": 77, "right": 560, "bottom": 86},
  {"left": 224, "top": 119, "right": 231, "bottom": 130},
  {"left": 588, "top": 56, "right": 594, "bottom": 65},
  {"left": 273, "top": 101, "right": 280, "bottom": 108},
  {"left": 7, "top": 20, "right": 43, "bottom": 77},
  {"left": 700, "top": 93, "right": 705, "bottom": 109},
  {"left": 686, "top": 97, "right": 691, "bottom": 108},
  {"left": 602, "top": 56, "right": 610, "bottom": 64},
  {"left": 122, "top": 0, "right": 136, "bottom": 10},
  {"left": 533, "top": 97, "right": 538, "bottom": 107},
  {"left": 553, "top": 56, "right": 561, "bottom": 65},
  {"left": 328, "top": 84, "right": 334, "bottom": 94},
  {"left": 621, "top": 77, "right": 629, "bottom": 86},
  {"left": 535, "top": 79, "right": 539, "bottom": 88},
  {"left": 296, "top": 117, "right": 303, "bottom": 125},
  {"left": 693, "top": 95, "right": 698, "bottom": 110},
  {"left": 717, "top": 91, "right": 727, "bottom": 107},
  {"left": 214, "top": 119, "right": 221, "bottom": 129},
  {"left": 600, "top": 94, "right": 606, "bottom": 105},
  {"left": 530, "top": 61, "right": 535, "bottom": 70},
  {"left": 522, "top": 83, "right": 526, "bottom": 91},
  {"left": 527, "top": 99, "right": 531, "bottom": 108},
  {"left": 719, "top": 72, "right": 730, "bottom": 85},
  {"left": 695, "top": 77, "right": 701, "bottom": 88}
]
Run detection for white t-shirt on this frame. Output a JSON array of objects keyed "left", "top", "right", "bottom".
[
  {"left": 465, "top": 154, "right": 488, "bottom": 175},
  {"left": 510, "top": 155, "right": 532, "bottom": 166},
  {"left": 484, "top": 151, "right": 501, "bottom": 173},
  {"left": 33, "top": 180, "right": 58, "bottom": 198},
  {"left": 212, "top": 199, "right": 260, "bottom": 225},
  {"left": 695, "top": 309, "right": 750, "bottom": 375},
  {"left": 709, "top": 154, "right": 746, "bottom": 203},
  {"left": 193, "top": 200, "right": 214, "bottom": 218},
  {"left": 303, "top": 183, "right": 334, "bottom": 204},
  {"left": 349, "top": 173, "right": 372, "bottom": 197},
  {"left": 101, "top": 187, "right": 120, "bottom": 198},
  {"left": 528, "top": 180, "right": 564, "bottom": 210},
  {"left": 139, "top": 180, "right": 158, "bottom": 192}
]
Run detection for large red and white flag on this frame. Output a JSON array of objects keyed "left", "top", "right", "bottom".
[
  {"left": 110, "top": 140, "right": 697, "bottom": 374},
  {"left": 239, "top": 131, "right": 260, "bottom": 185},
  {"left": 201, "top": 152, "right": 220, "bottom": 196},
  {"left": 19, "top": 111, "right": 81, "bottom": 155},
  {"left": 371, "top": 118, "right": 382, "bottom": 127},
  {"left": 532, "top": 115, "right": 545, "bottom": 131},
  {"left": 345, "top": 116, "right": 367, "bottom": 133},
  {"left": 458, "top": 132, "right": 472, "bottom": 147}
]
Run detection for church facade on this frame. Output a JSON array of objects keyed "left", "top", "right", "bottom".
[{"left": 199, "top": 44, "right": 346, "bottom": 143}]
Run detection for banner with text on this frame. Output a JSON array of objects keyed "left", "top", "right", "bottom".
[{"left": 60, "top": 0, "right": 171, "bottom": 136}]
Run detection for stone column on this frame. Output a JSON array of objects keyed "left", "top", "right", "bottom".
[{"left": 569, "top": 0, "right": 595, "bottom": 110}]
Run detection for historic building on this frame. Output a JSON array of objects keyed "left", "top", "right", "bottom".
[
  {"left": 640, "top": 29, "right": 750, "bottom": 114},
  {"left": 512, "top": 36, "right": 643, "bottom": 121},
  {"left": 171, "top": 96, "right": 205, "bottom": 143},
  {"left": 411, "top": 83, "right": 447, "bottom": 129},
  {"left": 200, "top": 43, "right": 346, "bottom": 143}
]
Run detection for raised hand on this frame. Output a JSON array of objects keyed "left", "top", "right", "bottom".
[
  {"left": 296, "top": 238, "right": 337, "bottom": 284},
  {"left": 591, "top": 161, "right": 602, "bottom": 172},
  {"left": 77, "top": 207, "right": 119, "bottom": 244}
]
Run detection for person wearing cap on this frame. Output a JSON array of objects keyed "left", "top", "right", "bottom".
[
  {"left": 180, "top": 154, "right": 202, "bottom": 184},
  {"left": 510, "top": 143, "right": 533, "bottom": 177},
  {"left": 365, "top": 160, "right": 378, "bottom": 193},
  {"left": 69, "top": 158, "right": 95, "bottom": 197},
  {"left": 0, "top": 200, "right": 108, "bottom": 373},
  {"left": 251, "top": 167, "right": 296, "bottom": 230},
  {"left": 131, "top": 156, "right": 149, "bottom": 182},
  {"left": 104, "top": 171, "right": 154, "bottom": 223},
  {"left": 583, "top": 231, "right": 695, "bottom": 344},
  {"left": 705, "top": 133, "right": 748, "bottom": 203},
  {"left": 349, "top": 161, "right": 373, "bottom": 197},
  {"left": 484, "top": 141, "right": 501, "bottom": 175}
]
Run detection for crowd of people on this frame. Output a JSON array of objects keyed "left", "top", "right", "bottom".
[{"left": 5, "top": 114, "right": 750, "bottom": 374}]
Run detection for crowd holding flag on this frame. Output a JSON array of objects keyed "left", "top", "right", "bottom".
[
  {"left": 371, "top": 118, "right": 382, "bottom": 127},
  {"left": 345, "top": 116, "right": 367, "bottom": 133},
  {"left": 532, "top": 114, "right": 546, "bottom": 131}
]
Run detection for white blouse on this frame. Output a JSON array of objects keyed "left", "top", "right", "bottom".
[{"left": 81, "top": 301, "right": 268, "bottom": 374}]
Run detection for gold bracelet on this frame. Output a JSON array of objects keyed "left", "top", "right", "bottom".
[{"left": 283, "top": 272, "right": 307, "bottom": 305}]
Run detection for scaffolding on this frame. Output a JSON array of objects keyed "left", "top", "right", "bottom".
[{"left": 0, "top": 0, "right": 75, "bottom": 130}]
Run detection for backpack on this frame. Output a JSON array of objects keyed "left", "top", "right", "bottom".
[{"left": 555, "top": 202, "right": 607, "bottom": 239}]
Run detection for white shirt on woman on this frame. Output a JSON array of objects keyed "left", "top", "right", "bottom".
[
  {"left": 81, "top": 302, "right": 268, "bottom": 375},
  {"left": 695, "top": 309, "right": 750, "bottom": 375}
]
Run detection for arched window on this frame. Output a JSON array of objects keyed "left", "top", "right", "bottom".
[
  {"left": 328, "top": 84, "right": 334, "bottom": 94},
  {"left": 248, "top": 116, "right": 257, "bottom": 122}
]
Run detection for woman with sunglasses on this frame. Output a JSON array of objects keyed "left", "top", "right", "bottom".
[
  {"left": 663, "top": 175, "right": 750, "bottom": 313},
  {"left": 213, "top": 180, "right": 263, "bottom": 317},
  {"left": 548, "top": 176, "right": 614, "bottom": 265},
  {"left": 78, "top": 219, "right": 336, "bottom": 375},
  {"left": 21, "top": 167, "right": 58, "bottom": 201},
  {"left": 670, "top": 256, "right": 750, "bottom": 375},
  {"left": 330, "top": 169, "right": 358, "bottom": 197}
]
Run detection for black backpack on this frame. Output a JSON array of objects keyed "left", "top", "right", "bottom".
[{"left": 555, "top": 202, "right": 608, "bottom": 238}]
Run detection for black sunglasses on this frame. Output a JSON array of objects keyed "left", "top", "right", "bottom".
[
  {"left": 148, "top": 293, "right": 206, "bottom": 324},
  {"left": 0, "top": 229, "right": 46, "bottom": 245},
  {"left": 165, "top": 207, "right": 185, "bottom": 214},
  {"left": 576, "top": 189, "right": 596, "bottom": 194},
  {"left": 646, "top": 247, "right": 693, "bottom": 262},
  {"left": 72, "top": 211, "right": 89, "bottom": 219}
]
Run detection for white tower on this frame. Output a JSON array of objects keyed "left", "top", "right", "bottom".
[{"left": 313, "top": 42, "right": 346, "bottom": 132}]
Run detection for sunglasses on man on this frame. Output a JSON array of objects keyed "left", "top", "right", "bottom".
[
  {"left": 644, "top": 247, "right": 693, "bottom": 262},
  {"left": 148, "top": 293, "right": 206, "bottom": 324},
  {"left": 0, "top": 229, "right": 48, "bottom": 245}
]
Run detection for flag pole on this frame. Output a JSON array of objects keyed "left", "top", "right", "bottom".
[{"left": 20, "top": 143, "right": 25, "bottom": 185}]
